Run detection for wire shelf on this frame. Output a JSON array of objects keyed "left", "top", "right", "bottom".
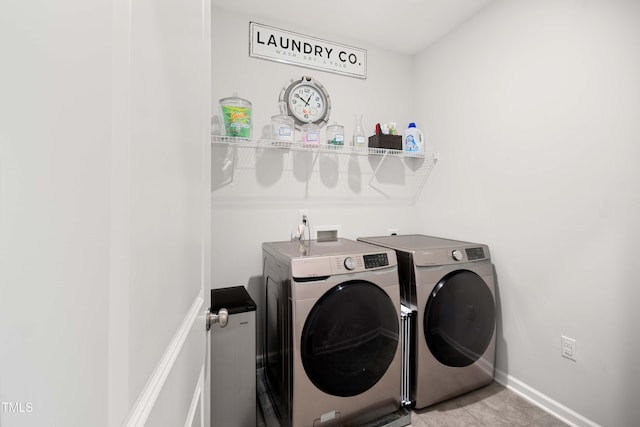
[
  {"left": 211, "top": 135, "right": 438, "bottom": 206},
  {"left": 211, "top": 135, "right": 427, "bottom": 158}
]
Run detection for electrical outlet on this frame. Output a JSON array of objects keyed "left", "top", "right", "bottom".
[
  {"left": 314, "top": 225, "right": 341, "bottom": 241},
  {"left": 561, "top": 335, "right": 576, "bottom": 362},
  {"left": 299, "top": 209, "right": 309, "bottom": 225}
]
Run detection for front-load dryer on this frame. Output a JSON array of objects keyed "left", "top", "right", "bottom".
[
  {"left": 262, "top": 238, "right": 401, "bottom": 426},
  {"left": 357, "top": 234, "right": 496, "bottom": 409}
]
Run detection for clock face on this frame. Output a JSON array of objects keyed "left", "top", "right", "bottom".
[
  {"left": 288, "top": 84, "right": 326, "bottom": 124},
  {"left": 280, "top": 76, "right": 331, "bottom": 129}
]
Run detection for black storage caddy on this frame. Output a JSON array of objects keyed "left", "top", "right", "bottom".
[{"left": 368, "top": 134, "right": 402, "bottom": 150}]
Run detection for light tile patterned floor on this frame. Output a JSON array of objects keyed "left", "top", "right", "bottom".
[
  {"left": 257, "top": 381, "right": 568, "bottom": 426},
  {"left": 409, "top": 382, "right": 567, "bottom": 427}
]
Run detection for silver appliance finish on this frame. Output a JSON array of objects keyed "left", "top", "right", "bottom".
[
  {"left": 262, "top": 238, "right": 402, "bottom": 427},
  {"left": 357, "top": 234, "right": 496, "bottom": 409},
  {"left": 210, "top": 311, "right": 256, "bottom": 426}
]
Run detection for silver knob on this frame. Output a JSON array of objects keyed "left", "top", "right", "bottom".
[
  {"left": 344, "top": 257, "right": 356, "bottom": 270},
  {"left": 452, "top": 250, "right": 463, "bottom": 261},
  {"left": 206, "top": 308, "right": 228, "bottom": 330}
]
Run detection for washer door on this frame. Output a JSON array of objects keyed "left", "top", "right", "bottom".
[
  {"left": 424, "top": 270, "right": 495, "bottom": 367},
  {"left": 301, "top": 280, "right": 399, "bottom": 397}
]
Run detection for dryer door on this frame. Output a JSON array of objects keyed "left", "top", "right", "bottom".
[
  {"left": 301, "top": 280, "right": 399, "bottom": 397},
  {"left": 424, "top": 270, "right": 495, "bottom": 367}
]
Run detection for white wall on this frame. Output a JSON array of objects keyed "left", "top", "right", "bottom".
[
  {"left": 413, "top": 1, "right": 640, "bottom": 426},
  {"left": 211, "top": 2, "right": 640, "bottom": 426},
  {"left": 210, "top": 8, "right": 428, "bottom": 296},
  {"left": 211, "top": 9, "right": 416, "bottom": 143},
  {"left": 0, "top": 1, "right": 110, "bottom": 425}
]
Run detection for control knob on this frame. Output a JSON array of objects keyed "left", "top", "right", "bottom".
[
  {"left": 344, "top": 257, "right": 356, "bottom": 270},
  {"left": 451, "top": 249, "right": 463, "bottom": 261}
]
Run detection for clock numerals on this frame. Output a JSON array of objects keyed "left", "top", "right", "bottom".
[
  {"left": 279, "top": 77, "right": 330, "bottom": 129},
  {"left": 290, "top": 87, "right": 323, "bottom": 123}
]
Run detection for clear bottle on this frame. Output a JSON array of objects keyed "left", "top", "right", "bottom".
[{"left": 352, "top": 114, "right": 366, "bottom": 148}]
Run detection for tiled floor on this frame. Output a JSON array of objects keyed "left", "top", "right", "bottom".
[
  {"left": 409, "top": 382, "right": 567, "bottom": 427},
  {"left": 258, "top": 381, "right": 568, "bottom": 427}
]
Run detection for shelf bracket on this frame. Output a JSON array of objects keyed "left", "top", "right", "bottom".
[{"left": 367, "top": 149, "right": 392, "bottom": 198}]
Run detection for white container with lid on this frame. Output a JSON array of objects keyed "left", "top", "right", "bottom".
[
  {"left": 404, "top": 122, "right": 424, "bottom": 155},
  {"left": 271, "top": 114, "right": 294, "bottom": 145},
  {"left": 327, "top": 123, "right": 345, "bottom": 147},
  {"left": 219, "top": 96, "right": 252, "bottom": 139},
  {"left": 301, "top": 123, "right": 320, "bottom": 147}
]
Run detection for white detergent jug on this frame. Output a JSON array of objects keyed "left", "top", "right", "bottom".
[{"left": 404, "top": 122, "right": 424, "bottom": 155}]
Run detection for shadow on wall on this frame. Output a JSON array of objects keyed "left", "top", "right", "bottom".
[
  {"left": 367, "top": 155, "right": 407, "bottom": 185},
  {"left": 210, "top": 138, "right": 421, "bottom": 203},
  {"left": 493, "top": 264, "right": 509, "bottom": 379},
  {"left": 211, "top": 143, "right": 235, "bottom": 191}
]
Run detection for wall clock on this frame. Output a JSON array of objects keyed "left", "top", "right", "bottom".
[{"left": 279, "top": 76, "right": 331, "bottom": 129}]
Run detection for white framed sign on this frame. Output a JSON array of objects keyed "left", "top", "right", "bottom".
[{"left": 249, "top": 22, "right": 367, "bottom": 79}]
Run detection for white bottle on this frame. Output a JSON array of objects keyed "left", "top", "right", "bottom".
[{"left": 404, "top": 122, "right": 424, "bottom": 155}]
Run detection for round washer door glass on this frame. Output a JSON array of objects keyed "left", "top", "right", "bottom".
[
  {"left": 424, "top": 270, "right": 495, "bottom": 367},
  {"left": 301, "top": 281, "right": 399, "bottom": 397}
]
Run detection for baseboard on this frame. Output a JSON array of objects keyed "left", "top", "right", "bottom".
[{"left": 494, "top": 369, "right": 601, "bottom": 427}]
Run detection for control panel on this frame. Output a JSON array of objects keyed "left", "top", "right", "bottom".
[
  {"left": 363, "top": 253, "right": 389, "bottom": 269},
  {"left": 450, "top": 247, "right": 486, "bottom": 262},
  {"left": 291, "top": 251, "right": 395, "bottom": 278},
  {"left": 465, "top": 247, "right": 485, "bottom": 260},
  {"left": 330, "top": 252, "right": 391, "bottom": 274}
]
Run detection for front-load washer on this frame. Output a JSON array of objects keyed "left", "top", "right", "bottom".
[
  {"left": 262, "top": 238, "right": 401, "bottom": 427},
  {"left": 357, "top": 234, "right": 496, "bottom": 409}
]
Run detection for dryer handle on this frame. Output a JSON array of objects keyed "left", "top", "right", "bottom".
[{"left": 206, "top": 308, "right": 228, "bottom": 331}]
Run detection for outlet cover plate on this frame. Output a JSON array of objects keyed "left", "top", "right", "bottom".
[{"left": 561, "top": 335, "right": 576, "bottom": 362}]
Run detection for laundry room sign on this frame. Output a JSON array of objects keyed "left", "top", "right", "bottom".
[{"left": 249, "top": 22, "right": 367, "bottom": 79}]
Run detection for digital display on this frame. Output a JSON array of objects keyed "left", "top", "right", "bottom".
[
  {"left": 363, "top": 253, "right": 389, "bottom": 269},
  {"left": 465, "top": 247, "right": 485, "bottom": 260}
]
